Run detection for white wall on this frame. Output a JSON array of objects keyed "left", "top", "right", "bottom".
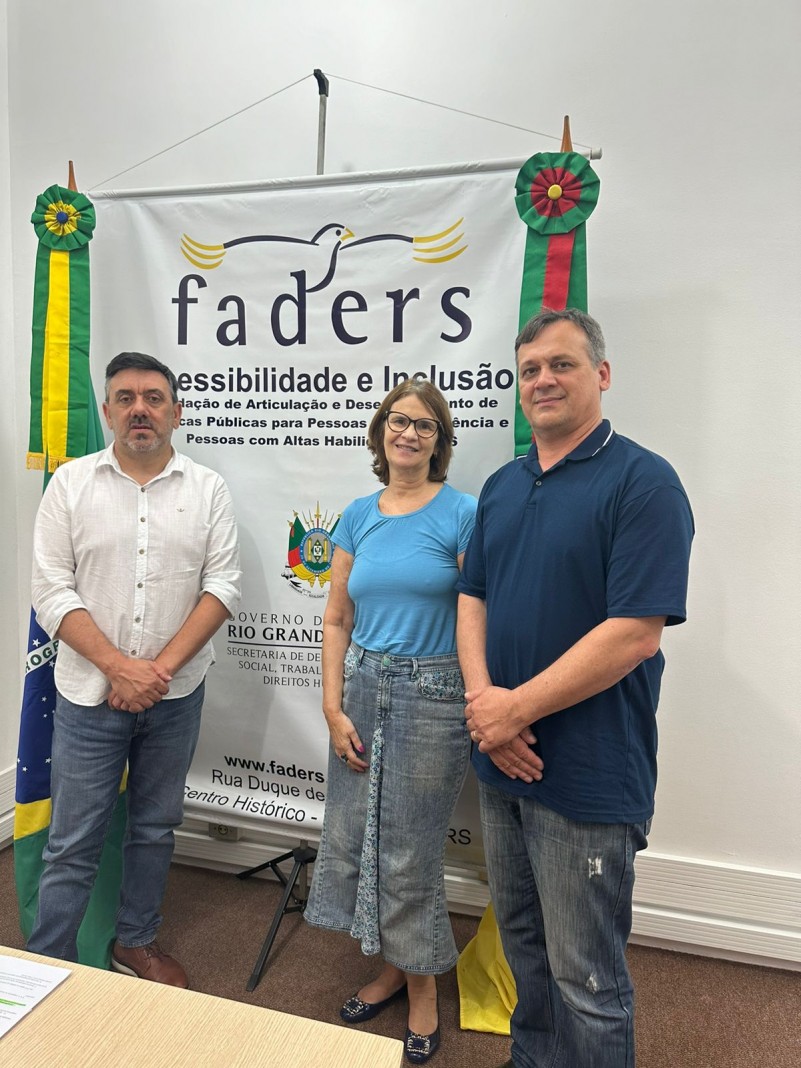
[
  {"left": 1, "top": 0, "right": 22, "bottom": 771},
  {"left": 3, "top": 0, "right": 800, "bottom": 924}
]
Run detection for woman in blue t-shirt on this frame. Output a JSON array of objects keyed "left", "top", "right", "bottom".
[{"left": 305, "top": 380, "right": 476, "bottom": 1065}]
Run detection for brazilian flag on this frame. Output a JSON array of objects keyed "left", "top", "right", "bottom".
[{"left": 15, "top": 184, "right": 125, "bottom": 968}]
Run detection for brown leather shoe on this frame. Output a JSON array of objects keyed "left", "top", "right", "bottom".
[{"left": 111, "top": 940, "right": 189, "bottom": 988}]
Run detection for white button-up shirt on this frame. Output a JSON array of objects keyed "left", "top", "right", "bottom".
[{"left": 32, "top": 444, "right": 241, "bottom": 705}]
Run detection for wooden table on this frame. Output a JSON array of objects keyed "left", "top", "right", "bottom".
[{"left": 0, "top": 946, "right": 403, "bottom": 1067}]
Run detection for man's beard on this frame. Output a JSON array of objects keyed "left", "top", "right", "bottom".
[{"left": 124, "top": 424, "right": 165, "bottom": 453}]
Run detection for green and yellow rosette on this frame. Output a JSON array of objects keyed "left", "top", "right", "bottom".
[
  {"left": 28, "top": 184, "right": 103, "bottom": 472},
  {"left": 513, "top": 152, "right": 600, "bottom": 455}
]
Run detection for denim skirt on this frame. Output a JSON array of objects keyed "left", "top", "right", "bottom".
[{"left": 305, "top": 643, "right": 470, "bottom": 973}]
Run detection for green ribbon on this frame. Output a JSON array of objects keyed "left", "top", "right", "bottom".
[
  {"left": 513, "top": 153, "right": 600, "bottom": 455},
  {"left": 28, "top": 185, "right": 102, "bottom": 474}
]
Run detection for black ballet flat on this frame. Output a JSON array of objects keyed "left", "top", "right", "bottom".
[
  {"left": 404, "top": 1024, "right": 440, "bottom": 1063},
  {"left": 339, "top": 983, "right": 407, "bottom": 1024}
]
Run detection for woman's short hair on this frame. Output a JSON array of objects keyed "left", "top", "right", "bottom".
[{"left": 367, "top": 379, "right": 454, "bottom": 485}]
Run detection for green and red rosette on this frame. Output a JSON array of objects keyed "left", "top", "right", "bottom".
[{"left": 513, "top": 153, "right": 600, "bottom": 454}]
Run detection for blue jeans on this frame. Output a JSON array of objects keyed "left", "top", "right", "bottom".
[
  {"left": 28, "top": 683, "right": 204, "bottom": 962},
  {"left": 479, "top": 781, "right": 649, "bottom": 1068}
]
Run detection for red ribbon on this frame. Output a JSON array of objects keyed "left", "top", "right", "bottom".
[{"left": 541, "top": 231, "right": 576, "bottom": 310}]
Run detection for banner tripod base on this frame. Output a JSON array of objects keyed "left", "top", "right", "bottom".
[{"left": 237, "top": 843, "right": 318, "bottom": 991}]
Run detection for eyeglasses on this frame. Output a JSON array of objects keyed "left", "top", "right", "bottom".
[{"left": 385, "top": 410, "right": 440, "bottom": 438}]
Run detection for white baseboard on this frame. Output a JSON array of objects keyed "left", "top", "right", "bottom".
[
  {"left": 2, "top": 764, "right": 799, "bottom": 971},
  {"left": 171, "top": 815, "right": 801, "bottom": 971},
  {"left": 0, "top": 763, "right": 16, "bottom": 849},
  {"left": 630, "top": 852, "right": 801, "bottom": 969}
]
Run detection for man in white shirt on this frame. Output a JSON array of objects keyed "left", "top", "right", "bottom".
[{"left": 27, "top": 352, "right": 241, "bottom": 987}]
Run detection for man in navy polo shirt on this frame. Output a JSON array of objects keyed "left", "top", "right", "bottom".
[{"left": 457, "top": 308, "right": 693, "bottom": 1068}]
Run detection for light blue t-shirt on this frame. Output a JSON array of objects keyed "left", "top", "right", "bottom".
[{"left": 333, "top": 483, "right": 477, "bottom": 657}]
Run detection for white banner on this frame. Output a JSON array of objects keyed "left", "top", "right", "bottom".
[{"left": 91, "top": 160, "right": 527, "bottom": 868}]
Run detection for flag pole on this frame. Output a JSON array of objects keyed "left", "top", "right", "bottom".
[
  {"left": 67, "top": 160, "right": 77, "bottom": 192},
  {"left": 561, "top": 115, "right": 573, "bottom": 152}
]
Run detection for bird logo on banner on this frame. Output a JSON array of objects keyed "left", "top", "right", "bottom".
[{"left": 180, "top": 218, "right": 468, "bottom": 293}]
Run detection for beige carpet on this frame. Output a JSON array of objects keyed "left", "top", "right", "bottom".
[{"left": 1, "top": 847, "right": 798, "bottom": 1067}]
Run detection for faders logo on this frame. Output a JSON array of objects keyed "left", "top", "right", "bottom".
[{"left": 173, "top": 214, "right": 473, "bottom": 349}]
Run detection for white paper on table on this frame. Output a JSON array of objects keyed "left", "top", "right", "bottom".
[{"left": 0, "top": 954, "right": 71, "bottom": 1039}]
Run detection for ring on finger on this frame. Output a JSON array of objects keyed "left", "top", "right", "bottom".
[{"left": 340, "top": 752, "right": 348, "bottom": 763}]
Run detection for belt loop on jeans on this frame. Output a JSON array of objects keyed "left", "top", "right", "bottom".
[
  {"left": 411, "top": 656, "right": 419, "bottom": 677},
  {"left": 355, "top": 644, "right": 365, "bottom": 665}
]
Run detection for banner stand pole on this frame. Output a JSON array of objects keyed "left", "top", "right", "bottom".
[
  {"left": 237, "top": 845, "right": 318, "bottom": 990},
  {"left": 272, "top": 65, "right": 331, "bottom": 910},
  {"left": 234, "top": 74, "right": 332, "bottom": 973},
  {"left": 233, "top": 73, "right": 334, "bottom": 988},
  {"left": 313, "top": 68, "right": 330, "bottom": 176}
]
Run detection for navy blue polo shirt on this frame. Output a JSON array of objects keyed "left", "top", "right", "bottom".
[{"left": 457, "top": 420, "right": 694, "bottom": 823}]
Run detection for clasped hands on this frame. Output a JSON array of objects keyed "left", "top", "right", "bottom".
[
  {"left": 107, "top": 657, "right": 173, "bottom": 713},
  {"left": 465, "top": 685, "right": 544, "bottom": 783}
]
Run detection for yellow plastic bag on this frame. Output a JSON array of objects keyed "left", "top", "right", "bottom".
[{"left": 457, "top": 902, "right": 517, "bottom": 1034}]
